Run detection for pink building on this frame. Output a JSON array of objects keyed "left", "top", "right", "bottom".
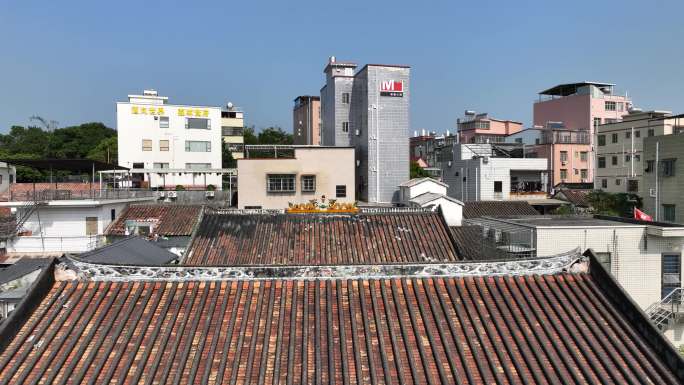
[
  {"left": 525, "top": 129, "right": 592, "bottom": 187},
  {"left": 533, "top": 82, "right": 632, "bottom": 185},
  {"left": 457, "top": 111, "right": 523, "bottom": 144}
]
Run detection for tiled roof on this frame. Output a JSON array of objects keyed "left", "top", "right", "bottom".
[
  {"left": 449, "top": 226, "right": 509, "bottom": 261},
  {"left": 105, "top": 204, "right": 203, "bottom": 236},
  {"left": 1, "top": 269, "right": 681, "bottom": 384},
  {"left": 184, "top": 211, "right": 461, "bottom": 265},
  {"left": 463, "top": 201, "right": 539, "bottom": 219},
  {"left": 554, "top": 189, "right": 590, "bottom": 207},
  {"left": 77, "top": 237, "right": 178, "bottom": 265},
  {"left": 0, "top": 258, "right": 50, "bottom": 285}
]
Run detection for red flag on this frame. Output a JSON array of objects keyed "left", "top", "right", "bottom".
[{"left": 634, "top": 207, "right": 653, "bottom": 221}]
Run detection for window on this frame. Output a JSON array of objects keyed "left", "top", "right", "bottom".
[
  {"left": 580, "top": 151, "right": 588, "bottom": 161},
  {"left": 574, "top": 168, "right": 579, "bottom": 175},
  {"left": 597, "top": 135, "right": 606, "bottom": 146},
  {"left": 85, "top": 217, "right": 98, "bottom": 236},
  {"left": 110, "top": 209, "right": 116, "bottom": 221},
  {"left": 560, "top": 151, "right": 568, "bottom": 162},
  {"left": 185, "top": 117, "right": 210, "bottom": 130},
  {"left": 342, "top": 93, "right": 350, "bottom": 104},
  {"left": 342, "top": 121, "right": 349, "bottom": 133},
  {"left": 625, "top": 131, "right": 631, "bottom": 139},
  {"left": 605, "top": 118, "right": 618, "bottom": 124},
  {"left": 645, "top": 160, "right": 654, "bottom": 172},
  {"left": 611, "top": 133, "right": 618, "bottom": 143},
  {"left": 605, "top": 101, "right": 616, "bottom": 111},
  {"left": 142, "top": 139, "right": 152, "bottom": 151},
  {"left": 581, "top": 169, "right": 588, "bottom": 179},
  {"left": 663, "top": 204, "right": 676, "bottom": 222},
  {"left": 628, "top": 180, "right": 638, "bottom": 192},
  {"left": 617, "top": 102, "right": 624, "bottom": 112},
  {"left": 515, "top": 138, "right": 522, "bottom": 144},
  {"left": 648, "top": 128, "right": 655, "bottom": 137},
  {"left": 593, "top": 117, "right": 602, "bottom": 128},
  {"left": 159, "top": 140, "right": 169, "bottom": 151},
  {"left": 336, "top": 185, "right": 347, "bottom": 198},
  {"left": 598, "top": 157, "right": 606, "bottom": 168},
  {"left": 611, "top": 156, "right": 618, "bottom": 166},
  {"left": 159, "top": 116, "right": 169, "bottom": 129},
  {"left": 9, "top": 174, "right": 13, "bottom": 183},
  {"left": 662, "top": 159, "right": 676, "bottom": 177},
  {"left": 625, "top": 154, "right": 631, "bottom": 162},
  {"left": 560, "top": 169, "right": 568, "bottom": 180},
  {"left": 185, "top": 141, "right": 211, "bottom": 152},
  {"left": 153, "top": 163, "right": 169, "bottom": 169},
  {"left": 133, "top": 162, "right": 144, "bottom": 169},
  {"left": 615, "top": 178, "right": 621, "bottom": 186},
  {"left": 0, "top": 175, "right": 2, "bottom": 185},
  {"left": 662, "top": 253, "right": 681, "bottom": 298},
  {"left": 267, "top": 174, "right": 296, "bottom": 192},
  {"left": 596, "top": 252, "right": 611, "bottom": 273},
  {"left": 185, "top": 163, "right": 211, "bottom": 170},
  {"left": 635, "top": 154, "right": 641, "bottom": 162},
  {"left": 301, "top": 175, "right": 316, "bottom": 192},
  {"left": 601, "top": 179, "right": 608, "bottom": 188},
  {"left": 635, "top": 130, "right": 640, "bottom": 138},
  {"left": 494, "top": 181, "right": 502, "bottom": 192}
]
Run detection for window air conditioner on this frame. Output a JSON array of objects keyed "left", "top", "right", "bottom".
[{"left": 649, "top": 188, "right": 656, "bottom": 197}]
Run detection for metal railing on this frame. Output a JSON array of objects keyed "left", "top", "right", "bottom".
[
  {"left": 645, "top": 287, "right": 684, "bottom": 330},
  {"left": 221, "top": 127, "right": 243, "bottom": 136},
  {"left": 7, "top": 189, "right": 156, "bottom": 202}
]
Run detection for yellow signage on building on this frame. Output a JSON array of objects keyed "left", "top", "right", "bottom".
[
  {"left": 178, "top": 108, "right": 209, "bottom": 117},
  {"left": 131, "top": 106, "right": 166, "bottom": 115}
]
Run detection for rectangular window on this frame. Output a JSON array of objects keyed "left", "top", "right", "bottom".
[
  {"left": 617, "top": 102, "right": 624, "bottom": 112},
  {"left": 635, "top": 130, "right": 641, "bottom": 138},
  {"left": 628, "top": 180, "right": 638, "bottom": 192},
  {"left": 615, "top": 178, "right": 621, "bottom": 186},
  {"left": 9, "top": 175, "right": 12, "bottom": 183},
  {"left": 85, "top": 217, "right": 98, "bottom": 236},
  {"left": 580, "top": 152, "right": 588, "bottom": 161},
  {"left": 605, "top": 101, "right": 616, "bottom": 111},
  {"left": 560, "top": 151, "right": 568, "bottom": 162},
  {"left": 596, "top": 252, "right": 611, "bottom": 273},
  {"left": 142, "top": 139, "right": 152, "bottom": 151},
  {"left": 185, "top": 163, "right": 211, "bottom": 170},
  {"left": 625, "top": 154, "right": 631, "bottom": 162},
  {"left": 159, "top": 140, "right": 169, "bottom": 151},
  {"left": 635, "top": 154, "right": 641, "bottom": 162},
  {"left": 581, "top": 169, "right": 588, "bottom": 179},
  {"left": 648, "top": 128, "right": 655, "bottom": 137},
  {"left": 336, "top": 185, "right": 347, "bottom": 198},
  {"left": 594, "top": 117, "right": 602, "bottom": 128},
  {"left": 267, "top": 174, "right": 296, "bottom": 192},
  {"left": 342, "top": 93, "right": 350, "bottom": 104},
  {"left": 597, "top": 135, "right": 606, "bottom": 146},
  {"left": 342, "top": 121, "right": 349, "bottom": 133},
  {"left": 601, "top": 179, "right": 607, "bottom": 188},
  {"left": 645, "top": 160, "right": 654, "bottom": 173},
  {"left": 605, "top": 118, "right": 618, "bottom": 124},
  {"left": 560, "top": 169, "right": 568, "bottom": 180},
  {"left": 159, "top": 116, "right": 169, "bottom": 129},
  {"left": 625, "top": 131, "right": 631, "bottom": 139},
  {"left": 611, "top": 156, "right": 618, "bottom": 166},
  {"left": 0, "top": 175, "right": 2, "bottom": 185},
  {"left": 598, "top": 157, "right": 606, "bottom": 168},
  {"left": 185, "top": 117, "right": 210, "bottom": 130},
  {"left": 662, "top": 253, "right": 681, "bottom": 298},
  {"left": 301, "top": 175, "right": 316, "bottom": 192},
  {"left": 662, "top": 159, "right": 676, "bottom": 177},
  {"left": 110, "top": 209, "right": 116, "bottom": 221},
  {"left": 494, "top": 181, "right": 502, "bottom": 192},
  {"left": 663, "top": 204, "right": 676, "bottom": 222},
  {"left": 153, "top": 163, "right": 169, "bottom": 169},
  {"left": 185, "top": 141, "right": 211, "bottom": 152},
  {"left": 611, "top": 133, "right": 618, "bottom": 143}
]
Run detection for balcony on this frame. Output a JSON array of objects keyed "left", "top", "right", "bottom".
[
  {"left": 222, "top": 127, "right": 243, "bottom": 136},
  {"left": 5, "top": 189, "right": 156, "bottom": 202},
  {"left": 539, "top": 130, "right": 590, "bottom": 145}
]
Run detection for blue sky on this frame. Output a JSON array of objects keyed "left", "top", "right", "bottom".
[{"left": 1, "top": 0, "right": 683, "bottom": 134}]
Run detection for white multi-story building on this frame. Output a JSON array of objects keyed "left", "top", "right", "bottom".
[
  {"left": 0, "top": 162, "right": 16, "bottom": 193},
  {"left": 441, "top": 143, "right": 549, "bottom": 201},
  {"left": 116, "top": 90, "right": 224, "bottom": 189}
]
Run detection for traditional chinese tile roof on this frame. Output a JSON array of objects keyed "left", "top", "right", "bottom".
[
  {"left": 105, "top": 204, "right": 203, "bottom": 237},
  {"left": 1, "top": 260, "right": 682, "bottom": 384},
  {"left": 184, "top": 211, "right": 461, "bottom": 265},
  {"left": 554, "top": 189, "right": 591, "bottom": 208},
  {"left": 463, "top": 201, "right": 539, "bottom": 219},
  {"left": 77, "top": 237, "right": 178, "bottom": 265}
]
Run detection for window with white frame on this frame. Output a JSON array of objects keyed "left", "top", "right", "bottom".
[
  {"left": 159, "top": 140, "right": 169, "bottom": 151},
  {"left": 267, "top": 174, "right": 296, "bottom": 192},
  {"left": 661, "top": 253, "right": 681, "bottom": 298},
  {"left": 142, "top": 139, "right": 152, "bottom": 151},
  {"left": 185, "top": 117, "right": 210, "bottom": 130},
  {"left": 342, "top": 93, "right": 350, "bottom": 104},
  {"left": 342, "top": 121, "right": 349, "bottom": 133},
  {"left": 159, "top": 116, "right": 169, "bottom": 129},
  {"left": 301, "top": 175, "right": 316, "bottom": 192},
  {"left": 605, "top": 101, "right": 616, "bottom": 111},
  {"left": 185, "top": 141, "right": 211, "bottom": 152}
]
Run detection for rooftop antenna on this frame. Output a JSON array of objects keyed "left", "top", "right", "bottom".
[{"left": 30, "top": 115, "right": 58, "bottom": 132}]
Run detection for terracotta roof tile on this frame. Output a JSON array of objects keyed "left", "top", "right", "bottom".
[
  {"left": 0, "top": 272, "right": 681, "bottom": 384},
  {"left": 184, "top": 211, "right": 461, "bottom": 265},
  {"left": 105, "top": 204, "right": 203, "bottom": 236}
]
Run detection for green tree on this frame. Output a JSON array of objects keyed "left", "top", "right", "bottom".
[
  {"left": 87, "top": 136, "right": 118, "bottom": 164},
  {"left": 222, "top": 146, "right": 236, "bottom": 168},
  {"left": 586, "top": 190, "right": 642, "bottom": 217},
  {"left": 243, "top": 126, "right": 258, "bottom": 145},
  {"left": 410, "top": 160, "right": 430, "bottom": 179},
  {"left": 257, "top": 126, "right": 293, "bottom": 144}
]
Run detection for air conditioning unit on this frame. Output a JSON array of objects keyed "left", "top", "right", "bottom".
[
  {"left": 156, "top": 191, "right": 166, "bottom": 200},
  {"left": 167, "top": 191, "right": 178, "bottom": 199},
  {"left": 205, "top": 191, "right": 215, "bottom": 198},
  {"left": 483, "top": 157, "right": 489, "bottom": 164},
  {"left": 649, "top": 188, "right": 656, "bottom": 197}
]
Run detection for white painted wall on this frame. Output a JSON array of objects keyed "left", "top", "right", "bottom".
[
  {"left": 410, "top": 197, "right": 463, "bottom": 226},
  {"left": 116, "top": 95, "right": 223, "bottom": 188},
  {"left": 0, "top": 162, "right": 16, "bottom": 193},
  {"left": 400, "top": 179, "right": 447, "bottom": 204}
]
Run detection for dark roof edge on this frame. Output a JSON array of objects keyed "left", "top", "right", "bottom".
[
  {"left": 584, "top": 249, "right": 684, "bottom": 381},
  {"left": 435, "top": 205, "right": 466, "bottom": 260},
  {"left": 180, "top": 205, "right": 206, "bottom": 264},
  {"left": 0, "top": 258, "right": 56, "bottom": 353}
]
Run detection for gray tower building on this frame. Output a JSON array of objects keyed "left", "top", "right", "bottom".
[{"left": 320, "top": 56, "right": 410, "bottom": 203}]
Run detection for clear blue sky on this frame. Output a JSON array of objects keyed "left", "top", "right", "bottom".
[{"left": 1, "top": 0, "right": 683, "bottom": 134}]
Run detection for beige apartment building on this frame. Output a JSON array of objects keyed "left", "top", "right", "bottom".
[
  {"left": 293, "top": 96, "right": 321, "bottom": 145},
  {"left": 642, "top": 131, "right": 684, "bottom": 223},
  {"left": 595, "top": 110, "right": 683, "bottom": 196},
  {"left": 237, "top": 146, "right": 355, "bottom": 209},
  {"left": 221, "top": 103, "right": 245, "bottom": 160}
]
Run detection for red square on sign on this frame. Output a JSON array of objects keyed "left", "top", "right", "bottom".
[
  {"left": 392, "top": 81, "right": 403, "bottom": 92},
  {"left": 381, "top": 80, "right": 403, "bottom": 92}
]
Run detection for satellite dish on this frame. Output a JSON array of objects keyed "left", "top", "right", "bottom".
[{"left": 227, "top": 102, "right": 234, "bottom": 109}]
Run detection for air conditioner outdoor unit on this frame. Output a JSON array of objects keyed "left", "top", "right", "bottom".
[
  {"left": 649, "top": 188, "right": 656, "bottom": 197},
  {"left": 167, "top": 191, "right": 178, "bottom": 199},
  {"left": 156, "top": 191, "right": 166, "bottom": 199},
  {"left": 205, "top": 191, "right": 215, "bottom": 198},
  {"left": 483, "top": 157, "right": 489, "bottom": 164}
]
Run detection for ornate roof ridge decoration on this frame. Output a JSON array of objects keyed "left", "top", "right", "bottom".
[
  {"left": 287, "top": 197, "right": 359, "bottom": 213},
  {"left": 63, "top": 250, "right": 585, "bottom": 282}
]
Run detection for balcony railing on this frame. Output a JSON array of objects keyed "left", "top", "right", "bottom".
[
  {"left": 540, "top": 131, "right": 590, "bottom": 145},
  {"left": 222, "top": 127, "right": 243, "bottom": 136},
  {"left": 7, "top": 189, "right": 156, "bottom": 202}
]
